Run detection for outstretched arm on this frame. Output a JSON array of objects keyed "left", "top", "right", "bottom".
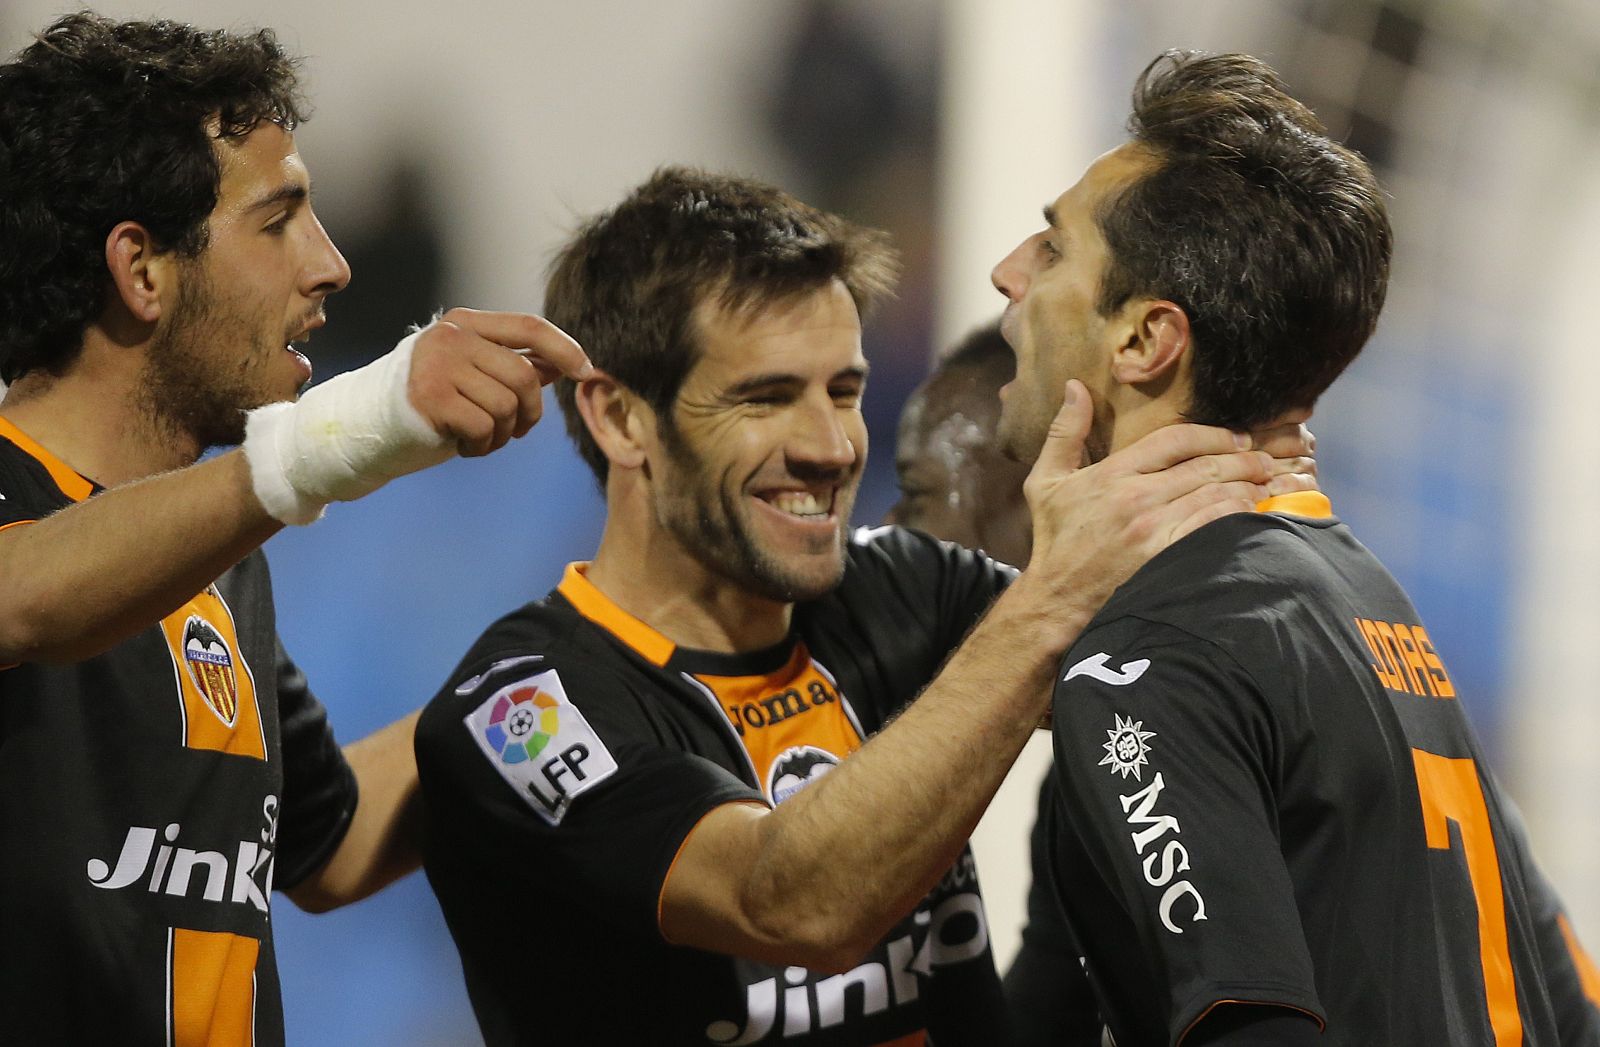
[
  {"left": 0, "top": 309, "right": 589, "bottom": 664},
  {"left": 658, "top": 380, "right": 1314, "bottom": 971},
  {"left": 287, "top": 709, "right": 424, "bottom": 913}
]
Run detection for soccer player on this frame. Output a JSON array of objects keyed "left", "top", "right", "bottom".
[
  {"left": 413, "top": 167, "right": 1316, "bottom": 1044},
  {"left": 0, "top": 14, "right": 588, "bottom": 1045},
  {"left": 886, "top": 319, "right": 1031, "bottom": 568},
  {"left": 992, "top": 51, "right": 1600, "bottom": 1045}
]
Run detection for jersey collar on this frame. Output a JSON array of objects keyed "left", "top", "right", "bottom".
[
  {"left": 559, "top": 563, "right": 678, "bottom": 667},
  {"left": 1254, "top": 491, "right": 1333, "bottom": 518},
  {"left": 0, "top": 416, "right": 94, "bottom": 502},
  {"left": 556, "top": 562, "right": 798, "bottom": 675}
]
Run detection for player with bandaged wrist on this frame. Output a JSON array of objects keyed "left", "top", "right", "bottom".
[{"left": 0, "top": 15, "right": 588, "bottom": 1045}]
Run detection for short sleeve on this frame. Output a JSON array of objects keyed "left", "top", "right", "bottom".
[
  {"left": 1050, "top": 616, "right": 1324, "bottom": 1042},
  {"left": 1496, "top": 791, "right": 1600, "bottom": 1044},
  {"left": 272, "top": 637, "right": 359, "bottom": 890},
  {"left": 416, "top": 659, "right": 764, "bottom": 941}
]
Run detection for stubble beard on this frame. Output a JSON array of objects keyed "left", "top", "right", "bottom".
[
  {"left": 656, "top": 428, "right": 850, "bottom": 606},
  {"left": 998, "top": 378, "right": 1111, "bottom": 468},
  {"left": 139, "top": 264, "right": 281, "bottom": 454}
]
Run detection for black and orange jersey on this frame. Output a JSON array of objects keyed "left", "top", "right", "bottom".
[
  {"left": 1044, "top": 493, "right": 1600, "bottom": 1046},
  {"left": 416, "top": 526, "right": 1014, "bottom": 1045},
  {"left": 0, "top": 418, "right": 358, "bottom": 1046}
]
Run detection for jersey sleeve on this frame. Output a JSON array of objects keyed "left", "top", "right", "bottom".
[
  {"left": 1495, "top": 791, "right": 1600, "bottom": 1044},
  {"left": 416, "top": 656, "right": 765, "bottom": 940},
  {"left": 272, "top": 637, "right": 359, "bottom": 890},
  {"left": 1050, "top": 616, "right": 1325, "bottom": 1042}
]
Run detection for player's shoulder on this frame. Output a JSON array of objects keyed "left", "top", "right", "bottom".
[
  {"left": 417, "top": 591, "right": 640, "bottom": 742},
  {"left": 422, "top": 594, "right": 576, "bottom": 709},
  {"left": 1107, "top": 511, "right": 1353, "bottom": 624},
  {"left": 0, "top": 424, "right": 78, "bottom": 524},
  {"left": 840, "top": 523, "right": 1017, "bottom": 591}
]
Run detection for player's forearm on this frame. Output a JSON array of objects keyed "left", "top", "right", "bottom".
[
  {"left": 735, "top": 577, "right": 1085, "bottom": 966},
  {"left": 0, "top": 450, "right": 280, "bottom": 663},
  {"left": 289, "top": 710, "right": 423, "bottom": 912}
]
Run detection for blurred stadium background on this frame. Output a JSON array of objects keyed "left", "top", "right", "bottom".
[{"left": 5, "top": 0, "right": 1596, "bottom": 1042}]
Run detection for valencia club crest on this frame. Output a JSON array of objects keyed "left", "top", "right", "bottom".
[{"left": 181, "top": 615, "right": 239, "bottom": 726}]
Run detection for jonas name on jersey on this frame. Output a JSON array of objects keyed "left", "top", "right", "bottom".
[{"left": 1048, "top": 502, "right": 1600, "bottom": 1046}]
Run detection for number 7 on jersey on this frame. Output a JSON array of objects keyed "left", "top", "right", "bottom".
[{"left": 1411, "top": 749, "right": 1521, "bottom": 1047}]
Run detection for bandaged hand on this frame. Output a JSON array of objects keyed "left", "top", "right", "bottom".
[{"left": 242, "top": 309, "right": 590, "bottom": 525}]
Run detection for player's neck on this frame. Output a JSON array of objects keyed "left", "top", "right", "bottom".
[
  {"left": 1103, "top": 391, "right": 1188, "bottom": 455},
  {"left": 0, "top": 336, "right": 198, "bottom": 487},
  {"left": 586, "top": 519, "right": 793, "bottom": 656}
]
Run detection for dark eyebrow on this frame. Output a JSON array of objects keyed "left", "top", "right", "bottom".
[
  {"left": 245, "top": 182, "right": 309, "bottom": 214},
  {"left": 1042, "top": 204, "right": 1059, "bottom": 229},
  {"left": 724, "top": 364, "right": 870, "bottom": 399}
]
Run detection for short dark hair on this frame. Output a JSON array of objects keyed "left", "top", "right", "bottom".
[
  {"left": 546, "top": 166, "right": 898, "bottom": 484},
  {"left": 1095, "top": 50, "right": 1392, "bottom": 428},
  {"left": 0, "top": 12, "right": 305, "bottom": 382}
]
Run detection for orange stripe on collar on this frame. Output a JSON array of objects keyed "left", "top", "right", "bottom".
[
  {"left": 0, "top": 417, "right": 94, "bottom": 502},
  {"left": 1254, "top": 491, "right": 1332, "bottom": 518},
  {"left": 557, "top": 562, "right": 677, "bottom": 667}
]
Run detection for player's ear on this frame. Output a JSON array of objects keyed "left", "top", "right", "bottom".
[
  {"left": 574, "top": 370, "right": 652, "bottom": 473},
  {"left": 1111, "top": 299, "right": 1190, "bottom": 387},
  {"left": 104, "top": 221, "right": 172, "bottom": 325}
]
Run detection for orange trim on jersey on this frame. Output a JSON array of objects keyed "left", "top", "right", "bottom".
[
  {"left": 0, "top": 416, "right": 94, "bottom": 502},
  {"left": 873, "top": 1034, "right": 927, "bottom": 1046},
  {"left": 656, "top": 799, "right": 768, "bottom": 941},
  {"left": 1179, "top": 999, "right": 1326, "bottom": 1043},
  {"left": 1254, "top": 491, "right": 1332, "bottom": 518},
  {"left": 1558, "top": 913, "right": 1600, "bottom": 1008},
  {"left": 557, "top": 562, "right": 676, "bottom": 667},
  {"left": 158, "top": 587, "right": 266, "bottom": 760},
  {"left": 695, "top": 644, "right": 863, "bottom": 797},
  {"left": 170, "top": 928, "right": 258, "bottom": 1047}
]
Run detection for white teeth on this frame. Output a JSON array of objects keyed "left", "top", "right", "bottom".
[{"left": 770, "top": 491, "right": 831, "bottom": 518}]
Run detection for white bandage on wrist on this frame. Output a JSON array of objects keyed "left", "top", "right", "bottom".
[{"left": 242, "top": 331, "right": 454, "bottom": 525}]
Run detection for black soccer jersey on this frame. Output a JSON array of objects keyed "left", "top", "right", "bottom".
[
  {"left": 0, "top": 418, "right": 358, "bottom": 1046},
  {"left": 416, "top": 526, "right": 1014, "bottom": 1045},
  {"left": 1046, "top": 492, "right": 1600, "bottom": 1046}
]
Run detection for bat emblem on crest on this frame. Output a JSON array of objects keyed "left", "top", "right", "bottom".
[{"left": 182, "top": 616, "right": 239, "bottom": 726}]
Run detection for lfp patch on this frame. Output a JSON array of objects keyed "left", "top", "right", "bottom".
[{"left": 464, "top": 669, "right": 617, "bottom": 825}]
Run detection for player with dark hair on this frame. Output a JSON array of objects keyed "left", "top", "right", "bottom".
[
  {"left": 415, "top": 165, "right": 1316, "bottom": 1044},
  {"left": 886, "top": 320, "right": 1032, "bottom": 568},
  {"left": 992, "top": 50, "right": 1600, "bottom": 1045},
  {"left": 0, "top": 14, "right": 588, "bottom": 1044}
]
